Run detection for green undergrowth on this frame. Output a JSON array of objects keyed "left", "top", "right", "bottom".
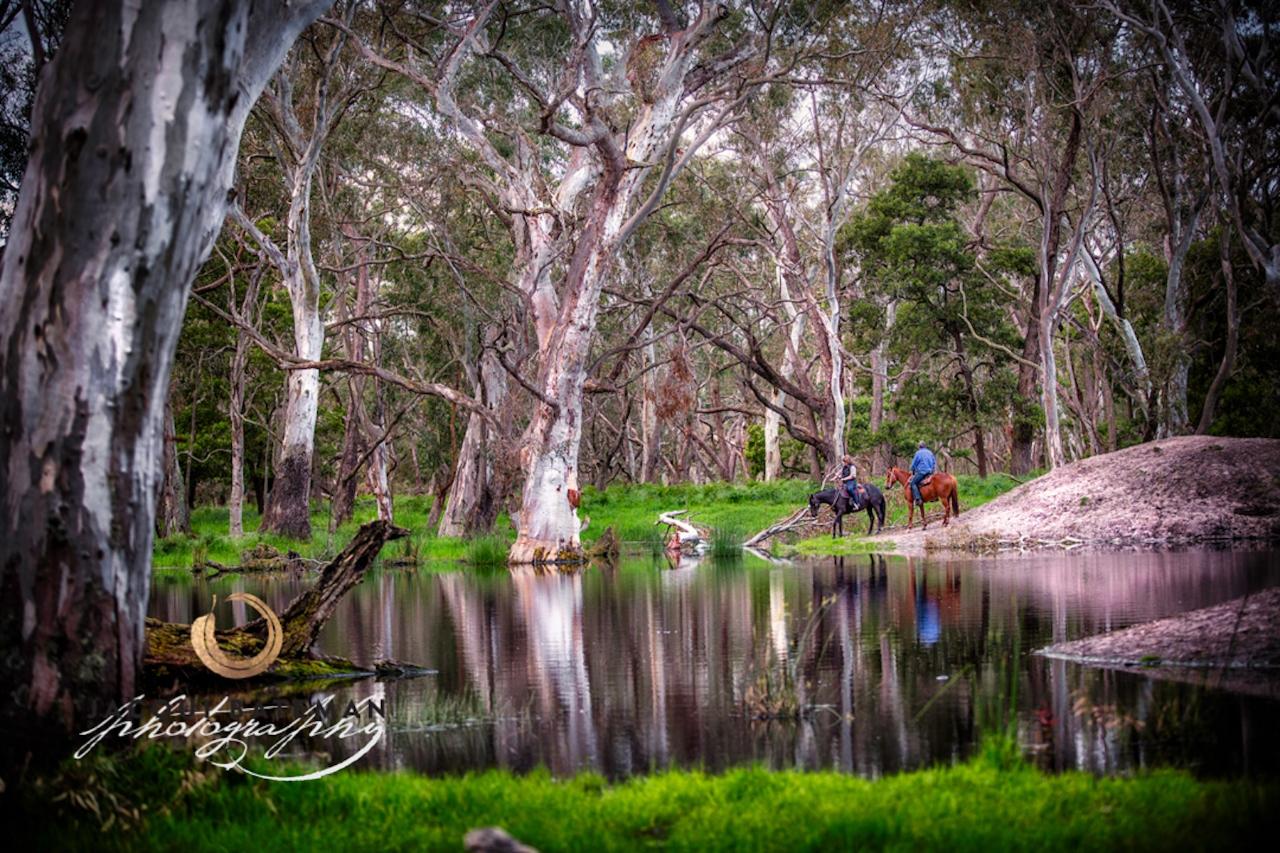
[
  {"left": 789, "top": 536, "right": 898, "bottom": 556},
  {"left": 152, "top": 474, "right": 1032, "bottom": 571},
  {"left": 14, "top": 739, "right": 1276, "bottom": 852},
  {"left": 152, "top": 497, "right": 469, "bottom": 569},
  {"left": 580, "top": 480, "right": 815, "bottom": 545}
]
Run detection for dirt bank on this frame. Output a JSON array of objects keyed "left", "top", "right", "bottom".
[
  {"left": 1037, "top": 587, "right": 1280, "bottom": 697},
  {"left": 883, "top": 436, "right": 1280, "bottom": 554}
]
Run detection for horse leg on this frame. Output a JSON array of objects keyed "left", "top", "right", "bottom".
[
  {"left": 942, "top": 488, "right": 951, "bottom": 526},
  {"left": 905, "top": 489, "right": 914, "bottom": 529}
]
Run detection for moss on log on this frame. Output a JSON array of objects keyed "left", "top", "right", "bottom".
[{"left": 145, "top": 519, "right": 408, "bottom": 687}]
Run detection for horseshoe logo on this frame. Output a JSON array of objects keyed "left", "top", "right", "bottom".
[{"left": 191, "top": 593, "right": 283, "bottom": 679}]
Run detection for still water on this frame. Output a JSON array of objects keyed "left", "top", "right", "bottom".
[{"left": 149, "top": 549, "right": 1280, "bottom": 779}]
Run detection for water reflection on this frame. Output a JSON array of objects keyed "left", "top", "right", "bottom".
[{"left": 149, "top": 549, "right": 1280, "bottom": 779}]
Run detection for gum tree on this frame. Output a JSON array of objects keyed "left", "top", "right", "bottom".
[{"left": 0, "top": 0, "right": 331, "bottom": 756}]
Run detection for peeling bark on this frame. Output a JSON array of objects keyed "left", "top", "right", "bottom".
[
  {"left": 253, "top": 30, "right": 354, "bottom": 540},
  {"left": 0, "top": 0, "right": 331, "bottom": 760},
  {"left": 439, "top": 344, "right": 509, "bottom": 536}
]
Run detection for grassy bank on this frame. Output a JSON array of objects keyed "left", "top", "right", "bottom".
[
  {"left": 152, "top": 497, "right": 470, "bottom": 568},
  {"left": 16, "top": 740, "right": 1276, "bottom": 851},
  {"left": 153, "top": 474, "right": 1029, "bottom": 569}
]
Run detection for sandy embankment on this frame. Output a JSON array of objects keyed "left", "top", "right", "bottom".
[
  {"left": 1037, "top": 587, "right": 1280, "bottom": 697},
  {"left": 881, "top": 436, "right": 1280, "bottom": 555}
]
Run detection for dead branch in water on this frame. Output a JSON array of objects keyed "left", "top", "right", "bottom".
[
  {"left": 145, "top": 520, "right": 409, "bottom": 683},
  {"left": 657, "top": 510, "right": 707, "bottom": 552},
  {"left": 744, "top": 506, "right": 810, "bottom": 547}
]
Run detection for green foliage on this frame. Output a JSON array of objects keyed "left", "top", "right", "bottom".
[
  {"left": 709, "top": 525, "right": 745, "bottom": 562},
  {"left": 840, "top": 154, "right": 1023, "bottom": 460},
  {"left": 464, "top": 536, "right": 510, "bottom": 569},
  {"left": 744, "top": 422, "right": 766, "bottom": 479},
  {"left": 18, "top": 745, "right": 1277, "bottom": 851}
]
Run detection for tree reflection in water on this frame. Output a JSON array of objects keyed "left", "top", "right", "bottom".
[{"left": 148, "top": 549, "right": 1280, "bottom": 779}]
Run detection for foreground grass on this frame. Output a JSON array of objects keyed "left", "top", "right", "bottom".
[
  {"left": 16, "top": 740, "right": 1276, "bottom": 851},
  {"left": 153, "top": 474, "right": 1031, "bottom": 568}
]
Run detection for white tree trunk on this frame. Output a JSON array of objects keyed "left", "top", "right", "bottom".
[
  {"left": 438, "top": 346, "right": 508, "bottom": 536},
  {"left": 263, "top": 301, "right": 322, "bottom": 535},
  {"left": 1081, "top": 249, "right": 1150, "bottom": 410},
  {"left": 255, "top": 43, "right": 348, "bottom": 539},
  {"left": 0, "top": 0, "right": 329, "bottom": 752},
  {"left": 765, "top": 268, "right": 807, "bottom": 481},
  {"left": 1039, "top": 309, "right": 1067, "bottom": 470},
  {"left": 509, "top": 204, "right": 621, "bottom": 562},
  {"left": 639, "top": 327, "right": 662, "bottom": 483}
]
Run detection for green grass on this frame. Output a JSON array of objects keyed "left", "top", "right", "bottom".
[
  {"left": 152, "top": 497, "right": 468, "bottom": 569},
  {"left": 709, "top": 524, "right": 746, "bottom": 561},
  {"left": 790, "top": 536, "right": 898, "bottom": 556},
  {"left": 17, "top": 740, "right": 1277, "bottom": 851},
  {"left": 465, "top": 535, "right": 510, "bottom": 568},
  {"left": 580, "top": 480, "right": 816, "bottom": 543},
  {"left": 152, "top": 473, "right": 1032, "bottom": 569}
]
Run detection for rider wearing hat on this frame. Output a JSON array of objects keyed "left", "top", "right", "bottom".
[{"left": 909, "top": 441, "right": 936, "bottom": 507}]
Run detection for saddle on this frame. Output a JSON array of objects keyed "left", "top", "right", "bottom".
[{"left": 920, "top": 474, "right": 934, "bottom": 487}]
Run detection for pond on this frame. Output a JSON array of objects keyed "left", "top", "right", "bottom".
[{"left": 148, "top": 548, "right": 1280, "bottom": 780}]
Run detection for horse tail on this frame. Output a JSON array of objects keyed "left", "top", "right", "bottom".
[{"left": 950, "top": 484, "right": 960, "bottom": 516}]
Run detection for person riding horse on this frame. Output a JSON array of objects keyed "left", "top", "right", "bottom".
[
  {"left": 840, "top": 454, "right": 862, "bottom": 511},
  {"left": 909, "top": 441, "right": 935, "bottom": 507}
]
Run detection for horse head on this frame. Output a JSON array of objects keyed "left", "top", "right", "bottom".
[
  {"left": 808, "top": 494, "right": 820, "bottom": 517},
  {"left": 884, "top": 467, "right": 899, "bottom": 487}
]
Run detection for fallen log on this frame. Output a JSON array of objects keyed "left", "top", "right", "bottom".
[
  {"left": 744, "top": 506, "right": 810, "bottom": 547},
  {"left": 657, "top": 510, "right": 708, "bottom": 554},
  {"left": 145, "top": 519, "right": 409, "bottom": 686}
]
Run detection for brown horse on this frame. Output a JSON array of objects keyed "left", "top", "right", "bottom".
[{"left": 885, "top": 466, "right": 961, "bottom": 529}]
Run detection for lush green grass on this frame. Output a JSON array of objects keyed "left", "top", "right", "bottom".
[
  {"left": 465, "top": 535, "right": 510, "bottom": 569},
  {"left": 790, "top": 536, "right": 898, "bottom": 556},
  {"left": 580, "top": 479, "right": 816, "bottom": 544},
  {"left": 17, "top": 740, "right": 1276, "bottom": 851},
  {"left": 152, "top": 473, "right": 1031, "bottom": 569},
  {"left": 152, "top": 497, "right": 469, "bottom": 569}
]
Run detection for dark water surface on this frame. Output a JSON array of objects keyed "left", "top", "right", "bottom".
[{"left": 148, "top": 549, "right": 1280, "bottom": 779}]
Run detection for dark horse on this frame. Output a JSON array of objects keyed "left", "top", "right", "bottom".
[{"left": 809, "top": 483, "right": 887, "bottom": 538}]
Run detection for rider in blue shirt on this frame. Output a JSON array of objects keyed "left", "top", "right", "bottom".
[{"left": 909, "top": 441, "right": 936, "bottom": 506}]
